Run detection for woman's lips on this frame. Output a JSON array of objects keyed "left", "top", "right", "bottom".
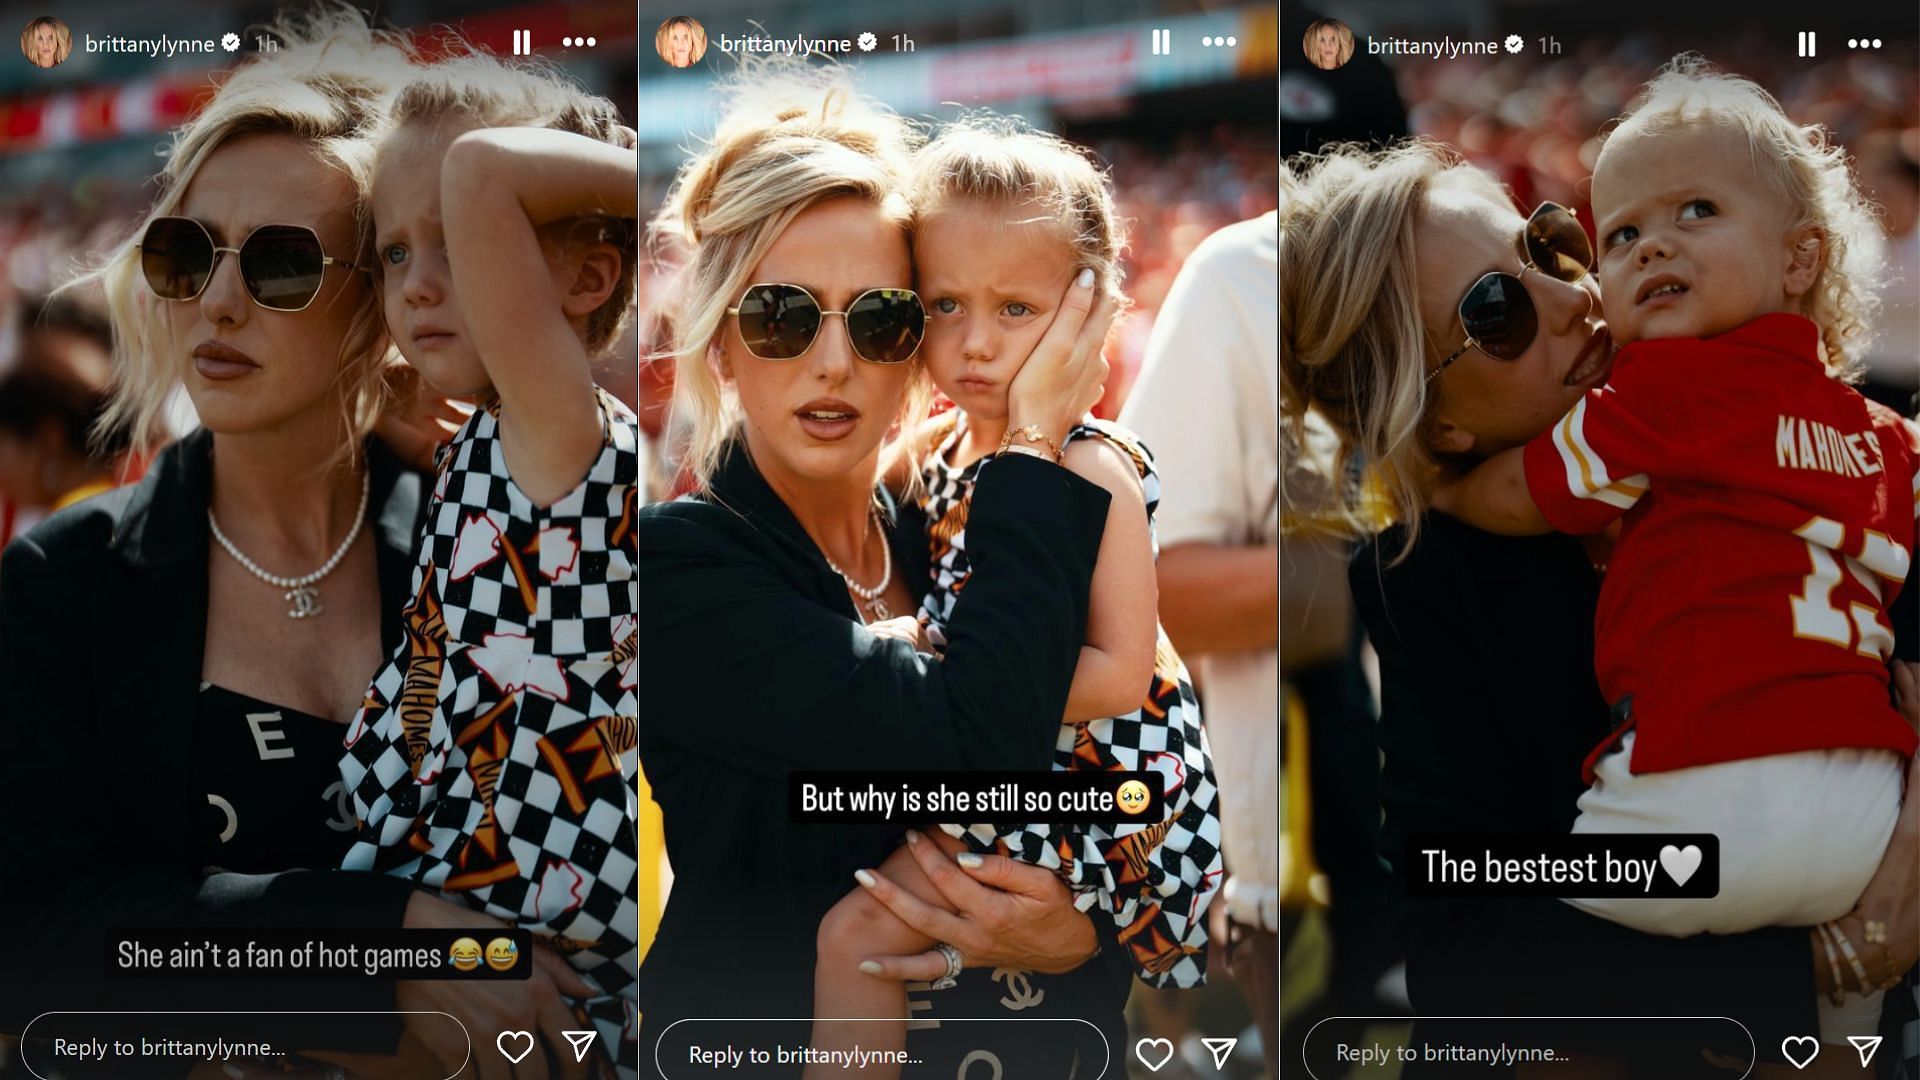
[
  {"left": 795, "top": 400, "right": 860, "bottom": 441},
  {"left": 193, "top": 342, "right": 260, "bottom": 381},
  {"left": 411, "top": 329, "right": 458, "bottom": 350},
  {"left": 1564, "top": 328, "right": 1615, "bottom": 387}
]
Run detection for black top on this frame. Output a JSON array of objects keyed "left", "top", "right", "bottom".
[
  {"left": 0, "top": 429, "right": 427, "bottom": 1036},
  {"left": 636, "top": 442, "right": 1130, "bottom": 1057},
  {"left": 1351, "top": 513, "right": 1819, "bottom": 1065},
  {"left": 194, "top": 684, "right": 360, "bottom": 874}
]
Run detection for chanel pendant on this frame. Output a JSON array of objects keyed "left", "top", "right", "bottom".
[
  {"left": 867, "top": 597, "right": 891, "bottom": 621},
  {"left": 285, "top": 586, "right": 323, "bottom": 619}
]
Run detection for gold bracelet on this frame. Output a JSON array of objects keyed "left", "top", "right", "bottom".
[
  {"left": 1856, "top": 917, "right": 1908, "bottom": 992},
  {"left": 1829, "top": 920, "right": 1873, "bottom": 996},
  {"left": 998, "top": 443, "right": 1055, "bottom": 463},
  {"left": 999, "top": 424, "right": 1063, "bottom": 463},
  {"left": 1817, "top": 922, "right": 1847, "bottom": 1006}
]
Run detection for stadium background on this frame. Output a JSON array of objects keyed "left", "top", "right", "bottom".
[{"left": 638, "top": 1, "right": 1278, "bottom": 1074}]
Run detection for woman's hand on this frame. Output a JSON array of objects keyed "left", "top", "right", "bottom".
[
  {"left": 1006, "top": 269, "right": 1117, "bottom": 450},
  {"left": 375, "top": 365, "right": 473, "bottom": 472},
  {"left": 394, "top": 892, "right": 595, "bottom": 1080},
  {"left": 866, "top": 615, "right": 930, "bottom": 651},
  {"left": 852, "top": 830, "right": 1099, "bottom": 979},
  {"left": 1824, "top": 743, "right": 1919, "bottom": 997}
]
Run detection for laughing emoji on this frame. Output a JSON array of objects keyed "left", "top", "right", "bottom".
[
  {"left": 448, "top": 937, "right": 482, "bottom": 972},
  {"left": 485, "top": 936, "right": 520, "bottom": 972}
]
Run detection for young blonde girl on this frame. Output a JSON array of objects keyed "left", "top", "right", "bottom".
[
  {"left": 805, "top": 118, "right": 1223, "bottom": 1076},
  {"left": 337, "top": 50, "right": 641, "bottom": 1078}
]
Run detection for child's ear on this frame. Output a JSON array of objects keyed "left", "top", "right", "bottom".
[
  {"left": 1783, "top": 227, "right": 1823, "bottom": 300},
  {"left": 558, "top": 241, "right": 623, "bottom": 320}
]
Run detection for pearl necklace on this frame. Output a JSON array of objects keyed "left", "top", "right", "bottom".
[
  {"left": 208, "top": 471, "right": 370, "bottom": 619},
  {"left": 821, "top": 509, "right": 892, "bottom": 621}
]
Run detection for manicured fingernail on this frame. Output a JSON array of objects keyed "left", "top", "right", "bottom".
[
  {"left": 854, "top": 869, "right": 877, "bottom": 888},
  {"left": 858, "top": 960, "right": 884, "bottom": 975},
  {"left": 905, "top": 829, "right": 922, "bottom": 846},
  {"left": 1076, "top": 267, "right": 1094, "bottom": 288},
  {"left": 956, "top": 853, "right": 984, "bottom": 869}
]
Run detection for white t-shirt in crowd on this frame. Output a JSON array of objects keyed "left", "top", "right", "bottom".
[{"left": 1120, "top": 212, "right": 1279, "bottom": 931}]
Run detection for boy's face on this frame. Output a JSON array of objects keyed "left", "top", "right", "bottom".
[
  {"left": 915, "top": 199, "right": 1079, "bottom": 426},
  {"left": 1591, "top": 122, "right": 1806, "bottom": 345},
  {"left": 371, "top": 123, "right": 489, "bottom": 396}
]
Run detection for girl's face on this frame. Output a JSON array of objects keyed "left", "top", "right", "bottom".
[
  {"left": 722, "top": 197, "right": 917, "bottom": 495},
  {"left": 669, "top": 25, "right": 691, "bottom": 64},
  {"left": 373, "top": 123, "right": 488, "bottom": 396},
  {"left": 1591, "top": 122, "right": 1809, "bottom": 345},
  {"left": 165, "top": 134, "right": 376, "bottom": 439},
  {"left": 32, "top": 25, "right": 56, "bottom": 65},
  {"left": 1417, "top": 178, "right": 1614, "bottom": 456},
  {"left": 1317, "top": 28, "right": 1339, "bottom": 65},
  {"left": 916, "top": 199, "right": 1080, "bottom": 427}
]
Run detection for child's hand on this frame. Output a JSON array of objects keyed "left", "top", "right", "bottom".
[
  {"left": 376, "top": 365, "right": 474, "bottom": 471},
  {"left": 867, "top": 615, "right": 930, "bottom": 652},
  {"left": 1893, "top": 660, "right": 1920, "bottom": 734}
]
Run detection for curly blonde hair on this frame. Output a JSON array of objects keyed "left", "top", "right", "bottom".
[
  {"left": 1602, "top": 54, "right": 1881, "bottom": 376},
  {"left": 647, "top": 59, "right": 927, "bottom": 495},
  {"left": 82, "top": 4, "right": 411, "bottom": 463}
]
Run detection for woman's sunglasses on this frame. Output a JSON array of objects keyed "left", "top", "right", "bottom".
[
  {"left": 137, "top": 216, "right": 367, "bottom": 313},
  {"left": 1427, "top": 202, "right": 1593, "bottom": 384},
  {"left": 727, "top": 283, "right": 925, "bottom": 365}
]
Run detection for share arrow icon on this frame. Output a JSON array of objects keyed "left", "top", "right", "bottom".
[
  {"left": 562, "top": 1030, "right": 598, "bottom": 1063},
  {"left": 1201, "top": 1037, "right": 1238, "bottom": 1070},
  {"left": 1847, "top": 1035, "right": 1882, "bottom": 1068}
]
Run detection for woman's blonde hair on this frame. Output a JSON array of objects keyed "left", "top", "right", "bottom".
[
  {"left": 82, "top": 4, "right": 411, "bottom": 463},
  {"left": 1601, "top": 54, "right": 1880, "bottom": 375},
  {"left": 648, "top": 59, "right": 923, "bottom": 495},
  {"left": 1281, "top": 140, "right": 1510, "bottom": 561},
  {"left": 20, "top": 17, "right": 71, "bottom": 65},
  {"left": 908, "top": 113, "right": 1129, "bottom": 308},
  {"left": 384, "top": 49, "right": 639, "bottom": 354},
  {"left": 1301, "top": 20, "right": 1354, "bottom": 69}
]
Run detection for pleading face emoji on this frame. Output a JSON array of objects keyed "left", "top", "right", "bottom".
[
  {"left": 1116, "top": 779, "right": 1151, "bottom": 816},
  {"left": 448, "top": 937, "right": 482, "bottom": 971}
]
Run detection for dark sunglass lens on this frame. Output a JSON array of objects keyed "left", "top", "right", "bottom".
[
  {"left": 1528, "top": 205, "right": 1592, "bottom": 282},
  {"left": 737, "top": 284, "right": 820, "bottom": 359},
  {"left": 1460, "top": 273, "right": 1538, "bottom": 361},
  {"left": 140, "top": 218, "right": 214, "bottom": 300},
  {"left": 845, "top": 290, "right": 924, "bottom": 363},
  {"left": 241, "top": 226, "right": 327, "bottom": 310}
]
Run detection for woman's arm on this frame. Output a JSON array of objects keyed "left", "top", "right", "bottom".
[
  {"left": 1059, "top": 437, "right": 1159, "bottom": 722},
  {"left": 440, "top": 127, "right": 637, "bottom": 507}
]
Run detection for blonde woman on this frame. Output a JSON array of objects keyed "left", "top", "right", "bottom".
[
  {"left": 1282, "top": 137, "right": 1920, "bottom": 1076},
  {"left": 655, "top": 15, "right": 704, "bottom": 68},
  {"left": 1303, "top": 18, "right": 1352, "bottom": 71},
  {"left": 638, "top": 66, "right": 1132, "bottom": 1071},
  {"left": 0, "top": 10, "right": 592, "bottom": 1075},
  {"left": 21, "top": 16, "right": 70, "bottom": 68}
]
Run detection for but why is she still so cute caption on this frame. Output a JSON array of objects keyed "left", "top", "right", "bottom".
[{"left": 789, "top": 771, "right": 1166, "bottom": 825}]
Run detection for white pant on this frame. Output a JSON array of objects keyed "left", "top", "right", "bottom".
[{"left": 1564, "top": 733, "right": 1904, "bottom": 1042}]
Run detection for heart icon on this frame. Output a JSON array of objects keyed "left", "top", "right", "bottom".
[
  {"left": 497, "top": 1030, "right": 534, "bottom": 1064},
  {"left": 1134, "top": 1037, "right": 1175, "bottom": 1073},
  {"left": 1659, "top": 844, "right": 1703, "bottom": 888},
  {"left": 1781, "top": 1035, "right": 1818, "bottom": 1070}
]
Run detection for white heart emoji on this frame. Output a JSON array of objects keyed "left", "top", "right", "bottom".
[
  {"left": 1659, "top": 844, "right": 1703, "bottom": 888},
  {"left": 497, "top": 1030, "right": 534, "bottom": 1064},
  {"left": 1780, "top": 1035, "right": 1818, "bottom": 1069},
  {"left": 1134, "top": 1037, "right": 1175, "bottom": 1073}
]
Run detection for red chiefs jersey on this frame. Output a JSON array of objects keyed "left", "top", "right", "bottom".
[{"left": 1522, "top": 313, "right": 1920, "bottom": 779}]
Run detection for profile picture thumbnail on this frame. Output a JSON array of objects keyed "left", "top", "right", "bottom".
[
  {"left": 655, "top": 16, "right": 706, "bottom": 69},
  {"left": 1303, "top": 18, "right": 1353, "bottom": 70},
  {"left": 21, "top": 16, "right": 71, "bottom": 69}
]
